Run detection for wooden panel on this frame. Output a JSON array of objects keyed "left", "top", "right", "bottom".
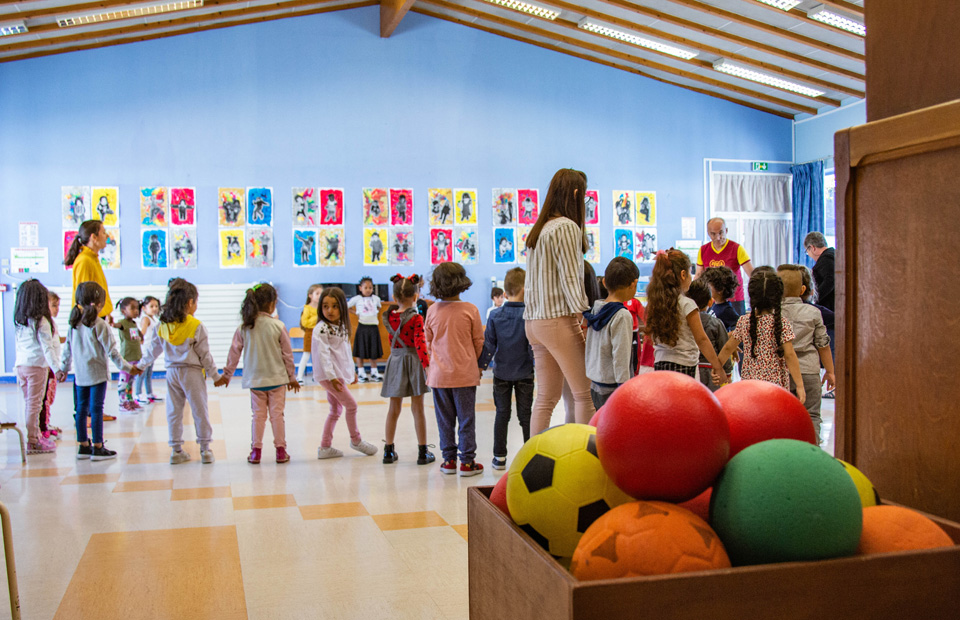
[
  {"left": 380, "top": 0, "right": 415, "bottom": 37},
  {"left": 866, "top": 0, "right": 960, "bottom": 120}
]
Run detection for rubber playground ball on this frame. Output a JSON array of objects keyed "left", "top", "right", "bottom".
[
  {"left": 490, "top": 474, "right": 510, "bottom": 518},
  {"left": 715, "top": 380, "right": 817, "bottom": 458},
  {"left": 858, "top": 505, "right": 954, "bottom": 555},
  {"left": 837, "top": 459, "right": 880, "bottom": 507}
]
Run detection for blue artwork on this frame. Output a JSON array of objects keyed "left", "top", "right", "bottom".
[
  {"left": 293, "top": 229, "right": 317, "bottom": 267},
  {"left": 494, "top": 227, "right": 516, "bottom": 264},
  {"left": 142, "top": 228, "right": 168, "bottom": 269},
  {"left": 247, "top": 187, "right": 273, "bottom": 226},
  {"left": 614, "top": 228, "right": 633, "bottom": 259}
]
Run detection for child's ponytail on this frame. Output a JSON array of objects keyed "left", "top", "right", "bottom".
[
  {"left": 64, "top": 220, "right": 103, "bottom": 266},
  {"left": 241, "top": 283, "right": 278, "bottom": 329},
  {"left": 746, "top": 270, "right": 786, "bottom": 358},
  {"left": 390, "top": 273, "right": 421, "bottom": 303},
  {"left": 69, "top": 281, "right": 105, "bottom": 329},
  {"left": 646, "top": 249, "right": 691, "bottom": 346}
]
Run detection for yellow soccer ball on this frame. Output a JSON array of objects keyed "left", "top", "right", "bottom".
[{"left": 838, "top": 459, "right": 880, "bottom": 507}]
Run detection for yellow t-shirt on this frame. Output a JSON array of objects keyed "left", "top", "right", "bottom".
[
  {"left": 300, "top": 305, "right": 319, "bottom": 330},
  {"left": 71, "top": 246, "right": 112, "bottom": 318}
]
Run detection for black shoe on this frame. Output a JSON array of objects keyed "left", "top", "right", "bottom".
[
  {"left": 417, "top": 444, "right": 436, "bottom": 465},
  {"left": 91, "top": 444, "right": 117, "bottom": 461},
  {"left": 492, "top": 456, "right": 507, "bottom": 470},
  {"left": 383, "top": 444, "right": 398, "bottom": 464},
  {"left": 77, "top": 443, "right": 92, "bottom": 460}
]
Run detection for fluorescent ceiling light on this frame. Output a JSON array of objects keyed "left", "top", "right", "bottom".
[
  {"left": 482, "top": 0, "right": 559, "bottom": 20},
  {"left": 713, "top": 59, "right": 825, "bottom": 97},
  {"left": 808, "top": 5, "right": 865, "bottom": 36},
  {"left": 755, "top": 0, "right": 802, "bottom": 10},
  {"left": 0, "top": 21, "right": 28, "bottom": 36},
  {"left": 579, "top": 19, "right": 698, "bottom": 60},
  {"left": 57, "top": 0, "right": 204, "bottom": 28}
]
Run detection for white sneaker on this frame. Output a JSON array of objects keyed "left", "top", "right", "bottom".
[
  {"left": 369, "top": 372, "right": 383, "bottom": 382},
  {"left": 350, "top": 440, "right": 377, "bottom": 456},
  {"left": 170, "top": 449, "right": 191, "bottom": 465},
  {"left": 317, "top": 446, "right": 344, "bottom": 459},
  {"left": 201, "top": 449, "right": 215, "bottom": 464},
  {"left": 356, "top": 374, "right": 368, "bottom": 383}
]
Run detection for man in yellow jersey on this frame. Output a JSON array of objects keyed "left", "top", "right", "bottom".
[{"left": 694, "top": 218, "right": 754, "bottom": 314}]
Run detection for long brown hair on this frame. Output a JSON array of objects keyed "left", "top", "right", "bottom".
[
  {"left": 241, "top": 283, "right": 277, "bottom": 329},
  {"left": 525, "top": 168, "right": 588, "bottom": 253},
  {"left": 64, "top": 220, "right": 103, "bottom": 266},
  {"left": 646, "top": 249, "right": 691, "bottom": 347},
  {"left": 319, "top": 287, "right": 351, "bottom": 338}
]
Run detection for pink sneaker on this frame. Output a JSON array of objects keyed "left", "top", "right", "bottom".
[{"left": 27, "top": 437, "right": 56, "bottom": 454}]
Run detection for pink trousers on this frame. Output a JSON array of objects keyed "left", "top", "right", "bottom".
[
  {"left": 525, "top": 315, "right": 596, "bottom": 434},
  {"left": 250, "top": 387, "right": 286, "bottom": 449},
  {"left": 17, "top": 365, "right": 48, "bottom": 444},
  {"left": 318, "top": 380, "right": 362, "bottom": 448}
]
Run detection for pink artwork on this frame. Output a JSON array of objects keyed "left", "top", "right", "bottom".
[
  {"left": 431, "top": 228, "right": 453, "bottom": 264},
  {"left": 518, "top": 189, "right": 539, "bottom": 225},
  {"left": 584, "top": 190, "right": 599, "bottom": 225},
  {"left": 170, "top": 187, "right": 196, "bottom": 226},
  {"left": 63, "top": 230, "right": 78, "bottom": 270},
  {"left": 390, "top": 188, "right": 413, "bottom": 226},
  {"left": 319, "top": 188, "right": 344, "bottom": 226}
]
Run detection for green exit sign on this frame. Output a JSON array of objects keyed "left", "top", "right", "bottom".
[{"left": 752, "top": 161, "right": 769, "bottom": 171}]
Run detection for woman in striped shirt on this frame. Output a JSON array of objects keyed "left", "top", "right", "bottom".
[{"left": 523, "top": 168, "right": 596, "bottom": 432}]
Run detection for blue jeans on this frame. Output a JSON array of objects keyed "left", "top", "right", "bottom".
[
  {"left": 134, "top": 363, "right": 153, "bottom": 397},
  {"left": 432, "top": 387, "right": 477, "bottom": 463},
  {"left": 75, "top": 382, "right": 107, "bottom": 444}
]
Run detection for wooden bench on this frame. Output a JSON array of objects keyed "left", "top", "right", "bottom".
[{"left": 0, "top": 424, "right": 25, "bottom": 464}]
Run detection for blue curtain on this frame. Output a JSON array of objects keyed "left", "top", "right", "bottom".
[{"left": 791, "top": 160, "right": 824, "bottom": 266}]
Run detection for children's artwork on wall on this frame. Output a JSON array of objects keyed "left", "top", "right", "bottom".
[
  {"left": 492, "top": 188, "right": 517, "bottom": 226},
  {"left": 494, "top": 227, "right": 516, "bottom": 264},
  {"left": 246, "top": 227, "right": 274, "bottom": 268},
  {"left": 389, "top": 229, "right": 414, "bottom": 265},
  {"left": 171, "top": 228, "right": 197, "bottom": 269},
  {"left": 614, "top": 228, "right": 634, "bottom": 259},
  {"left": 516, "top": 226, "right": 531, "bottom": 264},
  {"left": 585, "top": 190, "right": 600, "bottom": 225},
  {"left": 430, "top": 228, "right": 453, "bottom": 264},
  {"left": 292, "top": 187, "right": 318, "bottom": 226},
  {"left": 363, "top": 188, "right": 388, "bottom": 226},
  {"left": 99, "top": 228, "right": 121, "bottom": 270},
  {"left": 455, "top": 189, "right": 477, "bottom": 225},
  {"left": 517, "top": 189, "right": 539, "bottom": 225},
  {"left": 62, "top": 186, "right": 91, "bottom": 226},
  {"left": 91, "top": 187, "right": 119, "bottom": 227},
  {"left": 293, "top": 228, "right": 318, "bottom": 267},
  {"left": 636, "top": 191, "right": 656, "bottom": 226},
  {"left": 319, "top": 228, "right": 345, "bottom": 266},
  {"left": 454, "top": 228, "right": 479, "bottom": 265},
  {"left": 141, "top": 229, "right": 167, "bottom": 269},
  {"left": 62, "top": 230, "right": 78, "bottom": 270},
  {"left": 428, "top": 188, "right": 454, "bottom": 226},
  {"left": 247, "top": 187, "right": 274, "bottom": 226},
  {"left": 219, "top": 228, "right": 245, "bottom": 269},
  {"left": 364, "top": 227, "right": 388, "bottom": 266},
  {"left": 584, "top": 226, "right": 601, "bottom": 264},
  {"left": 140, "top": 187, "right": 167, "bottom": 227},
  {"left": 635, "top": 228, "right": 658, "bottom": 263},
  {"left": 390, "top": 188, "right": 414, "bottom": 226},
  {"left": 170, "top": 187, "right": 196, "bottom": 226},
  {"left": 613, "top": 190, "right": 635, "bottom": 227},
  {"left": 218, "top": 187, "right": 245, "bottom": 227},
  {"left": 319, "top": 188, "right": 343, "bottom": 226}
]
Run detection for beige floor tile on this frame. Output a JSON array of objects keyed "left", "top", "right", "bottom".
[
  {"left": 112, "top": 478, "right": 174, "bottom": 493},
  {"left": 147, "top": 401, "right": 223, "bottom": 426},
  {"left": 233, "top": 493, "right": 298, "bottom": 510},
  {"left": 60, "top": 472, "right": 122, "bottom": 485},
  {"left": 126, "top": 439, "right": 228, "bottom": 464},
  {"left": 170, "top": 485, "right": 233, "bottom": 501},
  {"left": 372, "top": 511, "right": 448, "bottom": 531},
  {"left": 300, "top": 502, "right": 369, "bottom": 520},
  {"left": 16, "top": 467, "right": 72, "bottom": 478}
]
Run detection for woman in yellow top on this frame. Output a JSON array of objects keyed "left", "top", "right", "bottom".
[
  {"left": 66, "top": 221, "right": 113, "bottom": 324},
  {"left": 296, "top": 284, "right": 323, "bottom": 383}
]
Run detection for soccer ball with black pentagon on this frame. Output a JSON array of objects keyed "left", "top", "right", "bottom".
[{"left": 506, "top": 424, "right": 632, "bottom": 558}]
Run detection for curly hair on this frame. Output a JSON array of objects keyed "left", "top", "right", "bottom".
[
  {"left": 685, "top": 279, "right": 712, "bottom": 311},
  {"left": 241, "top": 283, "right": 277, "bottom": 329},
  {"left": 701, "top": 266, "right": 738, "bottom": 301},
  {"left": 646, "top": 249, "right": 691, "bottom": 347},
  {"left": 747, "top": 271, "right": 785, "bottom": 359},
  {"left": 429, "top": 262, "right": 472, "bottom": 299}
]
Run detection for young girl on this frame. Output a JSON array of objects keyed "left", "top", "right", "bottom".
[
  {"left": 381, "top": 274, "right": 435, "bottom": 466},
  {"left": 14, "top": 280, "right": 62, "bottom": 454},
  {"left": 59, "top": 281, "right": 138, "bottom": 461},
  {"left": 215, "top": 283, "right": 300, "bottom": 464},
  {"left": 646, "top": 249, "right": 729, "bottom": 383},
  {"left": 39, "top": 290, "right": 64, "bottom": 441},
  {"left": 716, "top": 271, "right": 806, "bottom": 403},
  {"left": 311, "top": 288, "right": 378, "bottom": 459},
  {"left": 348, "top": 277, "right": 383, "bottom": 382},
  {"left": 115, "top": 297, "right": 143, "bottom": 412},
  {"left": 296, "top": 284, "right": 323, "bottom": 383},
  {"left": 138, "top": 278, "right": 222, "bottom": 465},
  {"left": 135, "top": 296, "right": 162, "bottom": 404},
  {"left": 424, "top": 263, "right": 485, "bottom": 476}
]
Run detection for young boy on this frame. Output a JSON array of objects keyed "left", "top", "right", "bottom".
[
  {"left": 486, "top": 287, "right": 504, "bottom": 322},
  {"left": 584, "top": 257, "right": 639, "bottom": 409},
  {"left": 479, "top": 269, "right": 533, "bottom": 470},
  {"left": 685, "top": 280, "right": 732, "bottom": 392},
  {"left": 701, "top": 266, "right": 740, "bottom": 332},
  {"left": 777, "top": 264, "right": 836, "bottom": 442}
]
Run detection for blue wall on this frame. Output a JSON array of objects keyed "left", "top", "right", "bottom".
[
  {"left": 0, "top": 6, "right": 791, "bottom": 372},
  {"left": 793, "top": 100, "right": 866, "bottom": 164}
]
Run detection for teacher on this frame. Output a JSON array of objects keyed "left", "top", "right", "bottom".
[
  {"left": 694, "top": 217, "right": 754, "bottom": 314},
  {"left": 65, "top": 220, "right": 113, "bottom": 324},
  {"left": 524, "top": 168, "right": 595, "bottom": 433}
]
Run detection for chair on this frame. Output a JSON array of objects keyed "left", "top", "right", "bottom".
[
  {"left": 0, "top": 501, "right": 21, "bottom": 619},
  {"left": 289, "top": 327, "right": 305, "bottom": 354},
  {"left": 0, "top": 424, "right": 25, "bottom": 464}
]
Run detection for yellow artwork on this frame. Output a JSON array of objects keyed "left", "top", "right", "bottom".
[
  {"left": 635, "top": 191, "right": 657, "bottom": 226},
  {"left": 91, "top": 186, "right": 119, "bottom": 227},
  {"left": 219, "top": 228, "right": 244, "bottom": 269},
  {"left": 455, "top": 188, "right": 477, "bottom": 225},
  {"left": 364, "top": 227, "right": 388, "bottom": 266}
]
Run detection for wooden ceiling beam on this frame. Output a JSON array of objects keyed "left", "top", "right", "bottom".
[
  {"left": 818, "top": 0, "right": 863, "bottom": 16},
  {"left": 379, "top": 0, "right": 415, "bottom": 37},
  {"left": 420, "top": 0, "right": 818, "bottom": 115},
  {"left": 411, "top": 5, "right": 794, "bottom": 119},
  {"left": 0, "top": 0, "right": 376, "bottom": 63},
  {"left": 743, "top": 0, "right": 863, "bottom": 40}
]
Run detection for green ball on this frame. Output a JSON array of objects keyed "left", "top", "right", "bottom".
[{"left": 710, "top": 439, "right": 862, "bottom": 565}]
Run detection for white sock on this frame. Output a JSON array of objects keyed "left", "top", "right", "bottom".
[{"left": 296, "top": 354, "right": 309, "bottom": 380}]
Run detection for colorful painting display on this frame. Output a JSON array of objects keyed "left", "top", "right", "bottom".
[
  {"left": 169, "top": 187, "right": 196, "bottom": 226},
  {"left": 390, "top": 188, "right": 414, "bottom": 226},
  {"left": 219, "top": 228, "right": 245, "bottom": 268},
  {"left": 363, "top": 188, "right": 388, "bottom": 226},
  {"left": 62, "top": 186, "right": 91, "bottom": 226},
  {"left": 364, "top": 227, "right": 388, "bottom": 266},
  {"left": 390, "top": 229, "right": 414, "bottom": 265},
  {"left": 292, "top": 187, "right": 318, "bottom": 226},
  {"left": 218, "top": 188, "right": 245, "bottom": 227},
  {"left": 246, "top": 227, "right": 274, "bottom": 268},
  {"left": 584, "top": 226, "right": 601, "bottom": 264},
  {"left": 614, "top": 228, "right": 634, "bottom": 259},
  {"left": 494, "top": 227, "right": 516, "bottom": 264},
  {"left": 635, "top": 228, "right": 658, "bottom": 263},
  {"left": 613, "top": 190, "right": 635, "bottom": 227},
  {"left": 92, "top": 187, "right": 119, "bottom": 227},
  {"left": 455, "top": 189, "right": 477, "bottom": 225},
  {"left": 516, "top": 226, "right": 531, "bottom": 264},
  {"left": 455, "top": 228, "right": 478, "bottom": 265},
  {"left": 430, "top": 228, "right": 453, "bottom": 264},
  {"left": 62, "top": 230, "right": 78, "bottom": 270},
  {"left": 585, "top": 190, "right": 600, "bottom": 225},
  {"left": 247, "top": 187, "right": 273, "bottom": 226},
  {"left": 141, "top": 229, "right": 167, "bottom": 269},
  {"left": 100, "top": 228, "right": 121, "bottom": 270},
  {"left": 171, "top": 228, "right": 197, "bottom": 269},
  {"left": 636, "top": 191, "right": 656, "bottom": 226},
  {"left": 517, "top": 189, "right": 539, "bottom": 225},
  {"left": 319, "top": 228, "right": 345, "bottom": 266},
  {"left": 140, "top": 187, "right": 166, "bottom": 226},
  {"left": 293, "top": 229, "right": 318, "bottom": 267},
  {"left": 319, "top": 188, "right": 343, "bottom": 226},
  {"left": 492, "top": 188, "right": 517, "bottom": 226},
  {"left": 428, "top": 188, "right": 454, "bottom": 226}
]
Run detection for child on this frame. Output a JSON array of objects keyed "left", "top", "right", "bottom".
[
  {"left": 715, "top": 271, "right": 806, "bottom": 403},
  {"left": 38, "top": 290, "right": 64, "bottom": 441},
  {"left": 425, "top": 262, "right": 485, "bottom": 476},
  {"left": 348, "top": 277, "right": 383, "bottom": 382},
  {"left": 137, "top": 278, "right": 221, "bottom": 464},
  {"left": 778, "top": 264, "right": 836, "bottom": 440},
  {"left": 584, "top": 258, "right": 639, "bottom": 409},
  {"left": 134, "top": 296, "right": 162, "bottom": 404},
  {"left": 115, "top": 297, "right": 143, "bottom": 412},
  {"left": 479, "top": 268, "right": 534, "bottom": 470},
  {"left": 646, "top": 249, "right": 729, "bottom": 382},
  {"left": 215, "top": 284, "right": 300, "bottom": 464},
  {"left": 381, "top": 274, "right": 435, "bottom": 465},
  {"left": 59, "top": 281, "right": 138, "bottom": 460},
  {"left": 486, "top": 287, "right": 504, "bottom": 322},
  {"left": 685, "top": 280, "right": 732, "bottom": 392},
  {"left": 14, "top": 280, "right": 62, "bottom": 454},
  {"left": 701, "top": 266, "right": 741, "bottom": 332},
  {"left": 311, "top": 287, "right": 378, "bottom": 459},
  {"left": 297, "top": 283, "right": 323, "bottom": 383}
]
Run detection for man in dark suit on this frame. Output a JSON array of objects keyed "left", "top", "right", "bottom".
[{"left": 804, "top": 231, "right": 835, "bottom": 312}]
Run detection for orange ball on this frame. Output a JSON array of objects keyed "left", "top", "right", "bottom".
[
  {"left": 570, "top": 501, "right": 730, "bottom": 580},
  {"left": 490, "top": 475, "right": 510, "bottom": 519},
  {"left": 858, "top": 505, "right": 954, "bottom": 555}
]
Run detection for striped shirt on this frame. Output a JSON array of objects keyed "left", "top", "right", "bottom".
[{"left": 523, "top": 217, "right": 589, "bottom": 320}]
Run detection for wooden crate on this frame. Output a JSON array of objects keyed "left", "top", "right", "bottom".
[{"left": 468, "top": 486, "right": 960, "bottom": 620}]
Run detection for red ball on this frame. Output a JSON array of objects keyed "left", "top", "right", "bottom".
[
  {"left": 715, "top": 380, "right": 817, "bottom": 458},
  {"left": 596, "top": 371, "right": 730, "bottom": 502},
  {"left": 588, "top": 406, "right": 605, "bottom": 428},
  {"left": 678, "top": 487, "right": 713, "bottom": 524},
  {"left": 490, "top": 474, "right": 510, "bottom": 518}
]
